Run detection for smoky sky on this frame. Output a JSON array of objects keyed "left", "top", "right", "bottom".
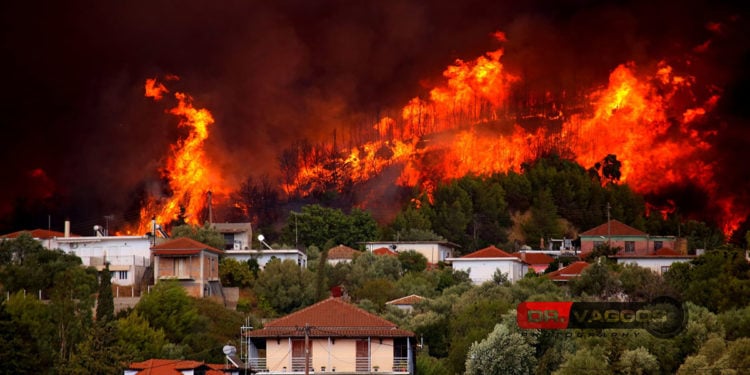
[{"left": 1, "top": 0, "right": 748, "bottom": 234}]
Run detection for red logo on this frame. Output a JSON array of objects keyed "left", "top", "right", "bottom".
[{"left": 517, "top": 301, "right": 573, "bottom": 329}]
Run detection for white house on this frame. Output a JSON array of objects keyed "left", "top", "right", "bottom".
[
  {"left": 446, "top": 246, "right": 527, "bottom": 284},
  {"left": 54, "top": 234, "right": 152, "bottom": 286},
  {"left": 612, "top": 247, "right": 695, "bottom": 275},
  {"left": 363, "top": 241, "right": 459, "bottom": 265},
  {"left": 223, "top": 249, "right": 307, "bottom": 269},
  {"left": 327, "top": 244, "right": 360, "bottom": 265},
  {"left": 1, "top": 226, "right": 153, "bottom": 287}
]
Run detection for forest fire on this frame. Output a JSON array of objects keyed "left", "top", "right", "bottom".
[
  {"left": 131, "top": 78, "right": 228, "bottom": 234},
  {"left": 281, "top": 36, "right": 743, "bottom": 235}
]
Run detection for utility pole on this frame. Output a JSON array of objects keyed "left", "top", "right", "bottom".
[{"left": 606, "top": 202, "right": 611, "bottom": 246}]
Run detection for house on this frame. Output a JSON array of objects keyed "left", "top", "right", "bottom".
[
  {"left": 54, "top": 234, "right": 152, "bottom": 287},
  {"left": 545, "top": 261, "right": 590, "bottom": 283},
  {"left": 513, "top": 251, "right": 555, "bottom": 273},
  {"left": 579, "top": 220, "right": 679, "bottom": 256},
  {"left": 212, "top": 222, "right": 253, "bottom": 250},
  {"left": 151, "top": 237, "right": 223, "bottom": 298},
  {"left": 244, "top": 297, "right": 416, "bottom": 374},
  {"left": 386, "top": 295, "right": 425, "bottom": 312},
  {"left": 2, "top": 225, "right": 151, "bottom": 288},
  {"left": 223, "top": 248, "right": 307, "bottom": 269},
  {"left": 446, "top": 246, "right": 527, "bottom": 284},
  {"left": 363, "top": 241, "right": 459, "bottom": 265},
  {"left": 327, "top": 244, "right": 360, "bottom": 265},
  {"left": 124, "top": 359, "right": 240, "bottom": 375},
  {"left": 372, "top": 247, "right": 398, "bottom": 257},
  {"left": 612, "top": 247, "right": 695, "bottom": 275}
]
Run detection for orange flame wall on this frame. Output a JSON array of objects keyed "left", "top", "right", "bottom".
[{"left": 287, "top": 42, "right": 742, "bottom": 235}]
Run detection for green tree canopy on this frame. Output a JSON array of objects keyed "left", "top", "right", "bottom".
[
  {"left": 253, "top": 259, "right": 315, "bottom": 315},
  {"left": 465, "top": 323, "right": 537, "bottom": 375},
  {"left": 135, "top": 281, "right": 202, "bottom": 344},
  {"left": 170, "top": 222, "right": 225, "bottom": 250}
]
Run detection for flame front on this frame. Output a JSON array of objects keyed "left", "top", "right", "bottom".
[
  {"left": 135, "top": 78, "right": 226, "bottom": 234},
  {"left": 285, "top": 39, "right": 742, "bottom": 235}
]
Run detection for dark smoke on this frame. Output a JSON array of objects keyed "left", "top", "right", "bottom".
[{"left": 1, "top": 0, "right": 748, "bottom": 234}]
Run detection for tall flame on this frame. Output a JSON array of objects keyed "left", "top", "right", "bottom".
[{"left": 135, "top": 78, "right": 226, "bottom": 234}]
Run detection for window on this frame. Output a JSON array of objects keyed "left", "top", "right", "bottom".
[
  {"left": 593, "top": 241, "right": 604, "bottom": 248},
  {"left": 654, "top": 241, "right": 663, "bottom": 251},
  {"left": 118, "top": 271, "right": 128, "bottom": 280},
  {"left": 625, "top": 241, "right": 635, "bottom": 253},
  {"left": 223, "top": 234, "right": 234, "bottom": 250},
  {"left": 661, "top": 266, "right": 670, "bottom": 274}
]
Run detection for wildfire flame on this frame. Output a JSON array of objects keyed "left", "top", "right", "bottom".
[
  {"left": 134, "top": 78, "right": 226, "bottom": 234},
  {"left": 286, "top": 38, "right": 743, "bottom": 235}
]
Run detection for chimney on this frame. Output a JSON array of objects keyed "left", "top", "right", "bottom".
[{"left": 64, "top": 220, "right": 70, "bottom": 237}]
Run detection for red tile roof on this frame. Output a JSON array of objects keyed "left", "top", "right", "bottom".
[
  {"left": 151, "top": 237, "right": 223, "bottom": 255},
  {"left": 246, "top": 297, "right": 414, "bottom": 338},
  {"left": 386, "top": 294, "right": 425, "bottom": 306},
  {"left": 373, "top": 247, "right": 398, "bottom": 256},
  {"left": 327, "top": 244, "right": 359, "bottom": 259},
  {"left": 125, "top": 359, "right": 228, "bottom": 375},
  {"left": 461, "top": 245, "right": 516, "bottom": 258},
  {"left": 545, "top": 261, "right": 590, "bottom": 281},
  {"left": 513, "top": 252, "right": 555, "bottom": 265},
  {"left": 580, "top": 220, "right": 646, "bottom": 237},
  {"left": 1, "top": 229, "right": 75, "bottom": 239}
]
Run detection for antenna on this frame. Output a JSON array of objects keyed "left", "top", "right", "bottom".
[{"left": 258, "top": 234, "right": 272, "bottom": 250}]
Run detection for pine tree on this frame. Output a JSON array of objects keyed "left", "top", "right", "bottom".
[{"left": 96, "top": 263, "right": 115, "bottom": 322}]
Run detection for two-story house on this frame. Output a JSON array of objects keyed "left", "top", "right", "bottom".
[
  {"left": 579, "top": 220, "right": 679, "bottom": 256},
  {"left": 151, "top": 237, "right": 223, "bottom": 298},
  {"left": 2, "top": 225, "right": 151, "bottom": 288},
  {"left": 244, "top": 297, "right": 416, "bottom": 374}
]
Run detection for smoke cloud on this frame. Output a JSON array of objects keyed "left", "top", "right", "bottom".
[{"left": 1, "top": 0, "right": 748, "bottom": 234}]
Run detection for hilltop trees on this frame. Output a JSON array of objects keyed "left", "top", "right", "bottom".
[{"left": 280, "top": 204, "right": 379, "bottom": 249}]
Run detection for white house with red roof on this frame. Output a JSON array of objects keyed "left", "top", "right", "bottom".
[
  {"left": 244, "top": 297, "right": 415, "bottom": 374},
  {"left": 545, "top": 261, "right": 590, "bottom": 282},
  {"left": 446, "top": 246, "right": 527, "bottom": 284},
  {"left": 363, "top": 241, "right": 459, "bottom": 265},
  {"left": 327, "top": 244, "right": 361, "bottom": 265},
  {"left": 611, "top": 247, "right": 695, "bottom": 275},
  {"left": 151, "top": 237, "right": 223, "bottom": 299},
  {"left": 579, "top": 219, "right": 678, "bottom": 256},
  {"left": 386, "top": 294, "right": 425, "bottom": 312}
]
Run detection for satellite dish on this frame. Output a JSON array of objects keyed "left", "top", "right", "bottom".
[{"left": 223, "top": 345, "right": 237, "bottom": 356}]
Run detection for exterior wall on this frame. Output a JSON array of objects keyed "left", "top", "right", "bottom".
[
  {"left": 365, "top": 242, "right": 454, "bottom": 264},
  {"left": 155, "top": 251, "right": 220, "bottom": 298},
  {"left": 452, "top": 259, "right": 526, "bottom": 284},
  {"left": 616, "top": 257, "right": 692, "bottom": 275},
  {"left": 53, "top": 236, "right": 151, "bottom": 286},
  {"left": 580, "top": 236, "right": 677, "bottom": 255},
  {"left": 264, "top": 337, "right": 396, "bottom": 373},
  {"left": 224, "top": 250, "right": 307, "bottom": 269}
]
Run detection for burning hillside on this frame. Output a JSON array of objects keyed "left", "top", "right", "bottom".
[{"left": 133, "top": 29, "right": 745, "bottom": 237}]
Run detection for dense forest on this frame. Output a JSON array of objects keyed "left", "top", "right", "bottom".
[{"left": 1, "top": 155, "right": 748, "bottom": 374}]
